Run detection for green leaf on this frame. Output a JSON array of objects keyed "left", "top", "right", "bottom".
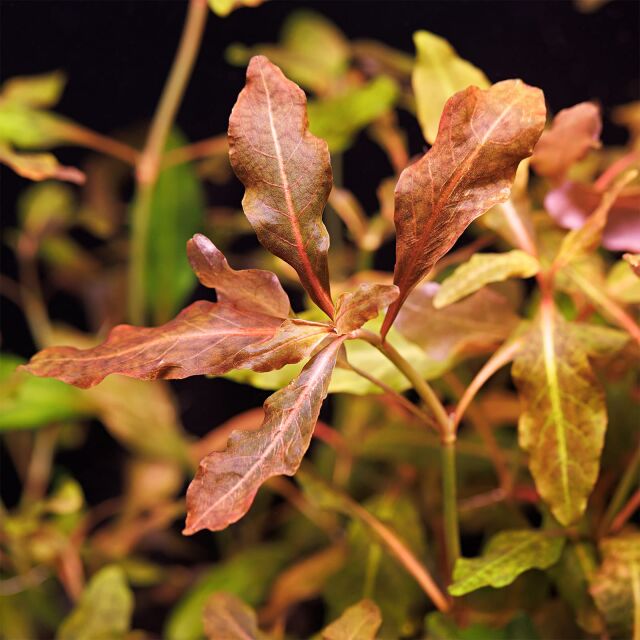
[
  {"left": 434, "top": 251, "right": 539, "bottom": 308},
  {"left": 139, "top": 130, "right": 205, "bottom": 324},
  {"left": 17, "top": 181, "right": 76, "bottom": 237},
  {"left": 607, "top": 259, "right": 640, "bottom": 303},
  {"left": 0, "top": 70, "right": 66, "bottom": 108},
  {"left": 0, "top": 354, "right": 94, "bottom": 431},
  {"left": 512, "top": 304, "right": 608, "bottom": 525},
  {"left": 57, "top": 566, "right": 133, "bottom": 640},
  {"left": 412, "top": 30, "right": 489, "bottom": 145},
  {"left": 307, "top": 77, "right": 399, "bottom": 153},
  {"left": 165, "top": 543, "right": 292, "bottom": 640},
  {"left": 449, "top": 529, "right": 565, "bottom": 596},
  {"left": 0, "top": 102, "right": 66, "bottom": 149},
  {"left": 425, "top": 612, "right": 539, "bottom": 640},
  {"left": 321, "top": 599, "right": 382, "bottom": 640}
]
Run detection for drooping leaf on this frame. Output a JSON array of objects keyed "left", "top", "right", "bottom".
[
  {"left": 307, "top": 76, "right": 399, "bottom": 152},
  {"left": 434, "top": 251, "right": 539, "bottom": 308},
  {"left": 531, "top": 103, "right": 602, "bottom": 179},
  {"left": 17, "top": 181, "right": 75, "bottom": 237},
  {"left": 412, "top": 30, "right": 490, "bottom": 145},
  {"left": 0, "top": 70, "right": 66, "bottom": 108},
  {"left": 382, "top": 80, "right": 545, "bottom": 336},
  {"left": 57, "top": 566, "right": 133, "bottom": 640},
  {"left": 590, "top": 531, "right": 640, "bottom": 638},
  {"left": 184, "top": 338, "right": 343, "bottom": 534},
  {"left": 449, "top": 529, "right": 565, "bottom": 596},
  {"left": 334, "top": 283, "right": 399, "bottom": 334},
  {"left": 228, "top": 56, "right": 335, "bottom": 318},
  {"left": 321, "top": 599, "right": 382, "bottom": 640},
  {"left": 202, "top": 593, "right": 267, "bottom": 640},
  {"left": 512, "top": 303, "right": 607, "bottom": 525},
  {"left": 208, "top": 0, "right": 263, "bottom": 18},
  {"left": 0, "top": 143, "right": 85, "bottom": 184}
]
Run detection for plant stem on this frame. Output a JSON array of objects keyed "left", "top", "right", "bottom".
[
  {"left": 441, "top": 438, "right": 461, "bottom": 574},
  {"left": 58, "top": 122, "right": 139, "bottom": 165},
  {"left": 498, "top": 199, "right": 538, "bottom": 257},
  {"left": 128, "top": 0, "right": 208, "bottom": 324},
  {"left": 160, "top": 133, "right": 228, "bottom": 169},
  {"left": 610, "top": 489, "right": 640, "bottom": 535},
  {"left": 594, "top": 149, "right": 640, "bottom": 191},
  {"left": 600, "top": 448, "right": 640, "bottom": 535}
]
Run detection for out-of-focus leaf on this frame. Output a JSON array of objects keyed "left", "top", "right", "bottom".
[
  {"left": 612, "top": 101, "right": 640, "bottom": 146},
  {"left": 569, "top": 323, "right": 630, "bottom": 359},
  {"left": 608, "top": 259, "right": 640, "bottom": 302},
  {"left": 381, "top": 80, "right": 545, "bottom": 336},
  {"left": 531, "top": 103, "right": 601, "bottom": 179},
  {"left": 512, "top": 304, "right": 607, "bottom": 525},
  {"left": 0, "top": 102, "right": 67, "bottom": 149},
  {"left": 57, "top": 566, "right": 133, "bottom": 640},
  {"left": 228, "top": 56, "right": 334, "bottom": 318},
  {"left": 17, "top": 181, "right": 75, "bottom": 237},
  {"left": 208, "top": 0, "right": 263, "bottom": 18},
  {"left": 184, "top": 338, "right": 343, "bottom": 534},
  {"left": 202, "top": 593, "right": 267, "bottom": 640},
  {"left": 0, "top": 354, "right": 94, "bottom": 431},
  {"left": 0, "top": 70, "right": 66, "bottom": 108},
  {"left": 140, "top": 131, "right": 205, "bottom": 324},
  {"left": 545, "top": 180, "right": 640, "bottom": 252},
  {"left": 425, "top": 612, "right": 539, "bottom": 640},
  {"left": 449, "top": 529, "right": 565, "bottom": 596},
  {"left": 321, "top": 599, "right": 382, "bottom": 640},
  {"left": 307, "top": 76, "right": 399, "bottom": 152},
  {"left": 434, "top": 251, "right": 539, "bottom": 308},
  {"left": 165, "top": 543, "right": 292, "bottom": 640},
  {"left": 590, "top": 530, "right": 640, "bottom": 638},
  {"left": 0, "top": 143, "right": 85, "bottom": 184},
  {"left": 334, "top": 283, "right": 399, "bottom": 334},
  {"left": 46, "top": 477, "right": 84, "bottom": 515},
  {"left": 412, "top": 30, "right": 489, "bottom": 145},
  {"left": 574, "top": 0, "right": 612, "bottom": 13},
  {"left": 227, "top": 10, "right": 349, "bottom": 94}
]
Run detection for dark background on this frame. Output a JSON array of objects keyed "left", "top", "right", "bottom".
[{"left": 1, "top": 0, "right": 639, "bottom": 503}]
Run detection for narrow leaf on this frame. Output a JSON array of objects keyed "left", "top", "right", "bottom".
[
  {"left": 512, "top": 303, "right": 607, "bottom": 525},
  {"left": 202, "top": 593, "right": 266, "bottom": 640},
  {"left": 183, "top": 338, "right": 344, "bottom": 533},
  {"left": 1, "top": 70, "right": 66, "bottom": 108},
  {"left": 0, "top": 143, "right": 85, "bottom": 184},
  {"left": 334, "top": 283, "right": 399, "bottom": 334},
  {"left": 228, "top": 55, "right": 335, "bottom": 318},
  {"left": 322, "top": 600, "right": 382, "bottom": 640},
  {"left": 434, "top": 250, "right": 539, "bottom": 308},
  {"left": 449, "top": 530, "right": 565, "bottom": 596},
  {"left": 382, "top": 79, "right": 545, "bottom": 336},
  {"left": 412, "top": 30, "right": 489, "bottom": 145},
  {"left": 531, "top": 103, "right": 602, "bottom": 179}
]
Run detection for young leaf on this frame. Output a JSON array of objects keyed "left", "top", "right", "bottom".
[
  {"left": 434, "top": 250, "right": 539, "bottom": 308},
  {"left": 1, "top": 70, "right": 66, "bottom": 108},
  {"left": 57, "top": 566, "right": 133, "bottom": 640},
  {"left": 208, "top": 0, "right": 263, "bottom": 18},
  {"left": 0, "top": 143, "right": 85, "bottom": 184},
  {"left": 531, "top": 103, "right": 602, "bottom": 179},
  {"left": 449, "top": 530, "right": 565, "bottom": 596},
  {"left": 412, "top": 30, "right": 490, "bottom": 145},
  {"left": 183, "top": 337, "right": 344, "bottom": 534},
  {"left": 512, "top": 302, "right": 607, "bottom": 525},
  {"left": 334, "top": 283, "right": 399, "bottom": 334},
  {"left": 202, "top": 593, "right": 267, "bottom": 640},
  {"left": 321, "top": 599, "right": 382, "bottom": 640},
  {"left": 382, "top": 80, "right": 545, "bottom": 336},
  {"left": 228, "top": 55, "right": 335, "bottom": 318},
  {"left": 590, "top": 531, "right": 640, "bottom": 638}
]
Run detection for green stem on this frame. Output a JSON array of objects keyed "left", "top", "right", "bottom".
[
  {"left": 442, "top": 438, "right": 461, "bottom": 574},
  {"left": 128, "top": 0, "right": 208, "bottom": 324},
  {"left": 600, "top": 448, "right": 640, "bottom": 536}
]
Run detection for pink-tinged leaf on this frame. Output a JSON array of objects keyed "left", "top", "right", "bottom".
[
  {"left": 531, "top": 103, "right": 602, "bottom": 179},
  {"left": 334, "top": 283, "right": 399, "bottom": 335},
  {"left": 187, "top": 233, "right": 290, "bottom": 317},
  {"left": 24, "top": 301, "right": 333, "bottom": 388},
  {"left": 623, "top": 253, "right": 640, "bottom": 277},
  {"left": 228, "top": 55, "right": 334, "bottom": 318},
  {"left": 381, "top": 80, "right": 545, "bottom": 337},
  {"left": 0, "top": 144, "right": 85, "bottom": 185},
  {"left": 183, "top": 337, "right": 344, "bottom": 534},
  {"left": 545, "top": 181, "right": 640, "bottom": 253}
]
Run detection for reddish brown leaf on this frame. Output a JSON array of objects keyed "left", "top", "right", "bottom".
[
  {"left": 334, "top": 283, "right": 399, "bottom": 334},
  {"left": 228, "top": 55, "right": 335, "bottom": 318},
  {"left": 381, "top": 80, "right": 545, "bottom": 337},
  {"left": 531, "top": 103, "right": 602, "bottom": 179},
  {"left": 187, "top": 233, "right": 291, "bottom": 318},
  {"left": 184, "top": 337, "right": 344, "bottom": 533}
]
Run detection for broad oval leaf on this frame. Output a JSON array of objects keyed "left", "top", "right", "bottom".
[
  {"left": 228, "top": 55, "right": 335, "bottom": 318},
  {"left": 322, "top": 599, "right": 382, "bottom": 640},
  {"left": 412, "top": 30, "right": 490, "bottom": 145},
  {"left": 512, "top": 303, "right": 607, "bottom": 525},
  {"left": 382, "top": 79, "right": 546, "bottom": 336},
  {"left": 449, "top": 529, "right": 565, "bottom": 596},
  {"left": 202, "top": 593, "right": 266, "bottom": 640},
  {"left": 183, "top": 337, "right": 344, "bottom": 533},
  {"left": 434, "top": 250, "right": 539, "bottom": 308},
  {"left": 334, "top": 283, "right": 399, "bottom": 334},
  {"left": 531, "top": 102, "right": 602, "bottom": 179}
]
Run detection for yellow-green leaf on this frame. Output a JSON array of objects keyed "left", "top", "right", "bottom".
[
  {"left": 449, "top": 529, "right": 565, "bottom": 596},
  {"left": 0, "top": 70, "right": 66, "bottom": 108},
  {"left": 412, "top": 30, "right": 489, "bottom": 145},
  {"left": 607, "top": 259, "right": 640, "bottom": 303},
  {"left": 434, "top": 250, "right": 539, "bottom": 308},
  {"left": 321, "top": 599, "right": 382, "bottom": 640},
  {"left": 0, "top": 143, "right": 84, "bottom": 184},
  {"left": 208, "top": 0, "right": 263, "bottom": 18},
  {"left": 512, "top": 303, "right": 607, "bottom": 525}
]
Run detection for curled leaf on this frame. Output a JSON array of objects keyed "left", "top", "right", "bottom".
[
  {"left": 382, "top": 79, "right": 545, "bottom": 336},
  {"left": 184, "top": 338, "right": 344, "bottom": 533},
  {"left": 334, "top": 283, "right": 399, "bottom": 334},
  {"left": 228, "top": 55, "right": 334, "bottom": 318},
  {"left": 321, "top": 599, "right": 382, "bottom": 640},
  {"left": 0, "top": 144, "right": 85, "bottom": 184}
]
